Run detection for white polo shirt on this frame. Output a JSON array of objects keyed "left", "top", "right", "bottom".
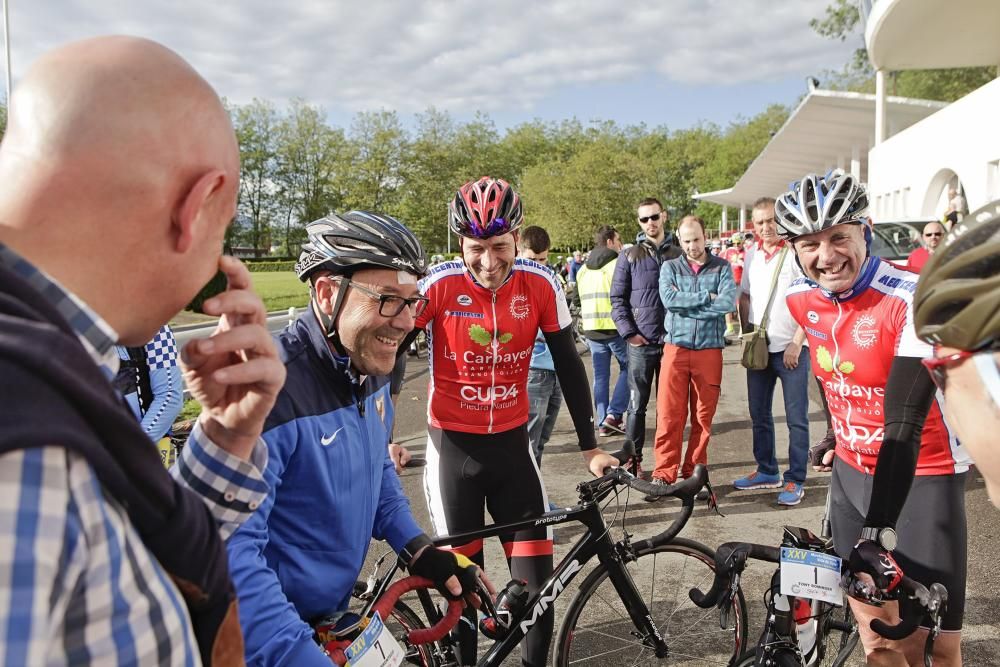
[{"left": 739, "top": 242, "right": 805, "bottom": 353}]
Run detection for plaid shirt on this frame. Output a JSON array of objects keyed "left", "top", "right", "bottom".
[{"left": 0, "top": 244, "right": 268, "bottom": 665}]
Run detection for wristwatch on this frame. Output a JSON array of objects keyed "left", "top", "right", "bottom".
[{"left": 860, "top": 526, "right": 898, "bottom": 551}]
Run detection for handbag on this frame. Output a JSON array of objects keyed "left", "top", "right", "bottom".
[{"left": 741, "top": 246, "right": 788, "bottom": 370}]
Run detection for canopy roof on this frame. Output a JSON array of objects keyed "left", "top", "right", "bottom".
[{"left": 694, "top": 89, "right": 946, "bottom": 208}]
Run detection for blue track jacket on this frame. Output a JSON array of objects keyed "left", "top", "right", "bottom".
[
  {"left": 659, "top": 254, "right": 738, "bottom": 350},
  {"left": 227, "top": 309, "right": 424, "bottom": 666}
]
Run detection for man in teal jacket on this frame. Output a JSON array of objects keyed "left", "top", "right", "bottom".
[{"left": 647, "top": 215, "right": 737, "bottom": 494}]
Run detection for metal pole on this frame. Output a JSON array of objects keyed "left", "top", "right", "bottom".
[{"left": 2, "top": 0, "right": 11, "bottom": 106}]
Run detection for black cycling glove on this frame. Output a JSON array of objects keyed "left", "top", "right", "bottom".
[
  {"left": 808, "top": 437, "right": 836, "bottom": 468},
  {"left": 404, "top": 536, "right": 480, "bottom": 600},
  {"left": 848, "top": 539, "right": 904, "bottom": 597}
]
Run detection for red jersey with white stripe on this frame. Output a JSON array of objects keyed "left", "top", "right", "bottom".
[
  {"left": 785, "top": 258, "right": 970, "bottom": 476},
  {"left": 416, "top": 259, "right": 572, "bottom": 434}
]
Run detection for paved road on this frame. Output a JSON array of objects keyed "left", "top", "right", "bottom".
[{"left": 380, "top": 344, "right": 1000, "bottom": 665}]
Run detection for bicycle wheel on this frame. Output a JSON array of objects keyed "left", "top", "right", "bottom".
[
  {"left": 554, "top": 538, "right": 747, "bottom": 666},
  {"left": 821, "top": 602, "right": 860, "bottom": 667},
  {"left": 383, "top": 598, "right": 440, "bottom": 667}
]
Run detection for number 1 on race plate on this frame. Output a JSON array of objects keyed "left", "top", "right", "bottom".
[
  {"left": 780, "top": 548, "right": 843, "bottom": 606},
  {"left": 345, "top": 612, "right": 405, "bottom": 667}
]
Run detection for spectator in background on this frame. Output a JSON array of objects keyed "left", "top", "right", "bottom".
[
  {"left": 944, "top": 186, "right": 967, "bottom": 228},
  {"left": 577, "top": 225, "right": 629, "bottom": 437},
  {"left": 732, "top": 197, "right": 810, "bottom": 506},
  {"left": 721, "top": 233, "right": 746, "bottom": 339},
  {"left": 907, "top": 220, "right": 946, "bottom": 273},
  {"left": 567, "top": 250, "right": 584, "bottom": 284},
  {"left": 647, "top": 215, "right": 737, "bottom": 498},
  {"left": 611, "top": 197, "right": 682, "bottom": 478},
  {"left": 113, "top": 324, "right": 184, "bottom": 465},
  {"left": 519, "top": 225, "right": 563, "bottom": 467}
]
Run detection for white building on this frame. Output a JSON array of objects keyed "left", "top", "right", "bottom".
[
  {"left": 863, "top": 0, "right": 1000, "bottom": 220},
  {"left": 696, "top": 0, "right": 999, "bottom": 228}
]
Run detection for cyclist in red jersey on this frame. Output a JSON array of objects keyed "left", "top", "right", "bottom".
[
  {"left": 778, "top": 170, "right": 968, "bottom": 667},
  {"left": 412, "top": 177, "right": 618, "bottom": 666}
]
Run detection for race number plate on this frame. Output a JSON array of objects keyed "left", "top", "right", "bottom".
[
  {"left": 780, "top": 548, "right": 843, "bottom": 606},
  {"left": 345, "top": 612, "right": 405, "bottom": 667}
]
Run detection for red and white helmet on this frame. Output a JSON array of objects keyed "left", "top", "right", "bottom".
[{"left": 448, "top": 177, "right": 523, "bottom": 239}]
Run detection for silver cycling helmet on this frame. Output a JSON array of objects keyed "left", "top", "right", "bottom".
[
  {"left": 774, "top": 169, "right": 870, "bottom": 240},
  {"left": 295, "top": 211, "right": 428, "bottom": 282}
]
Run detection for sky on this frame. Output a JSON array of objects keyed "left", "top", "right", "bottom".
[{"left": 2, "top": 0, "right": 859, "bottom": 132}]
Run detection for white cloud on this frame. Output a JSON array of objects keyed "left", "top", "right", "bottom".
[{"left": 6, "top": 0, "right": 856, "bottom": 112}]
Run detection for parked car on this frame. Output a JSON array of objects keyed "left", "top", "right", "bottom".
[{"left": 871, "top": 220, "right": 929, "bottom": 263}]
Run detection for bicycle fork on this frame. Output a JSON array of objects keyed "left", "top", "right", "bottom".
[{"left": 599, "top": 543, "right": 670, "bottom": 658}]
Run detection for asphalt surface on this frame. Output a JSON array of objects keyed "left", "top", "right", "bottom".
[{"left": 380, "top": 343, "right": 1000, "bottom": 666}]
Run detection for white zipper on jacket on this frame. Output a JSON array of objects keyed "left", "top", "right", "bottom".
[{"left": 488, "top": 290, "right": 498, "bottom": 433}]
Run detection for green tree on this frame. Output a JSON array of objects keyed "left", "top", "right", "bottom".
[
  {"left": 396, "top": 108, "right": 460, "bottom": 251},
  {"left": 231, "top": 98, "right": 280, "bottom": 255},
  {"left": 274, "top": 99, "right": 350, "bottom": 254},
  {"left": 344, "top": 110, "right": 409, "bottom": 212},
  {"left": 521, "top": 137, "right": 646, "bottom": 249},
  {"left": 0, "top": 100, "right": 6, "bottom": 141},
  {"left": 812, "top": 0, "right": 995, "bottom": 102}
]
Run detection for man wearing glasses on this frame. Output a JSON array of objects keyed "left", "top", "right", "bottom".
[
  {"left": 779, "top": 171, "right": 968, "bottom": 667},
  {"left": 226, "top": 212, "right": 493, "bottom": 666},
  {"left": 610, "top": 198, "right": 682, "bottom": 477},
  {"left": 906, "top": 221, "right": 946, "bottom": 273}
]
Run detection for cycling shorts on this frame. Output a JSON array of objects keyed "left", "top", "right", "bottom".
[
  {"left": 422, "top": 424, "right": 551, "bottom": 550},
  {"left": 829, "top": 458, "right": 967, "bottom": 631}
]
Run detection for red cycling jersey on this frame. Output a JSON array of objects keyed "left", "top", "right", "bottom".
[
  {"left": 721, "top": 246, "right": 745, "bottom": 285},
  {"left": 416, "top": 259, "right": 572, "bottom": 434},
  {"left": 786, "top": 258, "right": 970, "bottom": 476}
]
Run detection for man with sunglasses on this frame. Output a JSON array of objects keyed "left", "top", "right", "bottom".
[
  {"left": 226, "top": 211, "right": 494, "bottom": 666},
  {"left": 906, "top": 221, "right": 946, "bottom": 273},
  {"left": 915, "top": 201, "right": 1000, "bottom": 509},
  {"left": 779, "top": 171, "right": 969, "bottom": 667},
  {"left": 610, "top": 197, "right": 682, "bottom": 476}
]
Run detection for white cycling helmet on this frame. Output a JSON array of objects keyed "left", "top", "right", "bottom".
[{"left": 774, "top": 169, "right": 869, "bottom": 240}]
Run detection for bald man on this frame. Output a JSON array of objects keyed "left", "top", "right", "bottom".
[
  {"left": 0, "top": 37, "right": 285, "bottom": 666},
  {"left": 907, "top": 220, "right": 946, "bottom": 273}
]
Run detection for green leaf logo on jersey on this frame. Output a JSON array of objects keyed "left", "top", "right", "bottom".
[
  {"left": 469, "top": 324, "right": 513, "bottom": 347},
  {"left": 816, "top": 345, "right": 854, "bottom": 374}
]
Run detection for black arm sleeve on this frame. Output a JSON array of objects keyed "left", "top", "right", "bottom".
[
  {"left": 544, "top": 326, "right": 598, "bottom": 451},
  {"left": 864, "top": 355, "right": 937, "bottom": 529}
]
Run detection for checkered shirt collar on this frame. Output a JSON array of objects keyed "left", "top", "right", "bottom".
[{"left": 0, "top": 243, "right": 121, "bottom": 377}]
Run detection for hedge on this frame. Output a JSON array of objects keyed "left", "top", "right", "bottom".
[{"left": 246, "top": 260, "right": 296, "bottom": 273}]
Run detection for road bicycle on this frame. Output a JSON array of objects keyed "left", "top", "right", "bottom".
[
  {"left": 689, "top": 524, "right": 947, "bottom": 667},
  {"left": 344, "top": 461, "right": 748, "bottom": 666}
]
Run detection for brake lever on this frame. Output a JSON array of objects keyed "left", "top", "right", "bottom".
[
  {"left": 718, "top": 570, "right": 739, "bottom": 629},
  {"left": 706, "top": 481, "right": 725, "bottom": 517}
]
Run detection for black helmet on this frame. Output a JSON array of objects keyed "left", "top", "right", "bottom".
[
  {"left": 915, "top": 200, "right": 1000, "bottom": 351},
  {"left": 295, "top": 211, "right": 428, "bottom": 282}
]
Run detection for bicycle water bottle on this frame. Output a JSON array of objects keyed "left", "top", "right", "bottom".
[
  {"left": 793, "top": 598, "right": 819, "bottom": 666},
  {"left": 480, "top": 579, "right": 529, "bottom": 639}
]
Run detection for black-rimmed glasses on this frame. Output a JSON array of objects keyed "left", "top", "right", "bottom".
[
  {"left": 347, "top": 280, "right": 429, "bottom": 318},
  {"left": 638, "top": 212, "right": 662, "bottom": 223}
]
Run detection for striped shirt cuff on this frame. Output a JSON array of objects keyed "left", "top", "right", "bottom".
[{"left": 172, "top": 423, "right": 269, "bottom": 540}]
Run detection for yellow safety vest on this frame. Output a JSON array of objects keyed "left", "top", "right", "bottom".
[{"left": 576, "top": 261, "right": 616, "bottom": 331}]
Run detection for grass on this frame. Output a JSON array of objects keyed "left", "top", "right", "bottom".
[{"left": 250, "top": 271, "right": 310, "bottom": 312}]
